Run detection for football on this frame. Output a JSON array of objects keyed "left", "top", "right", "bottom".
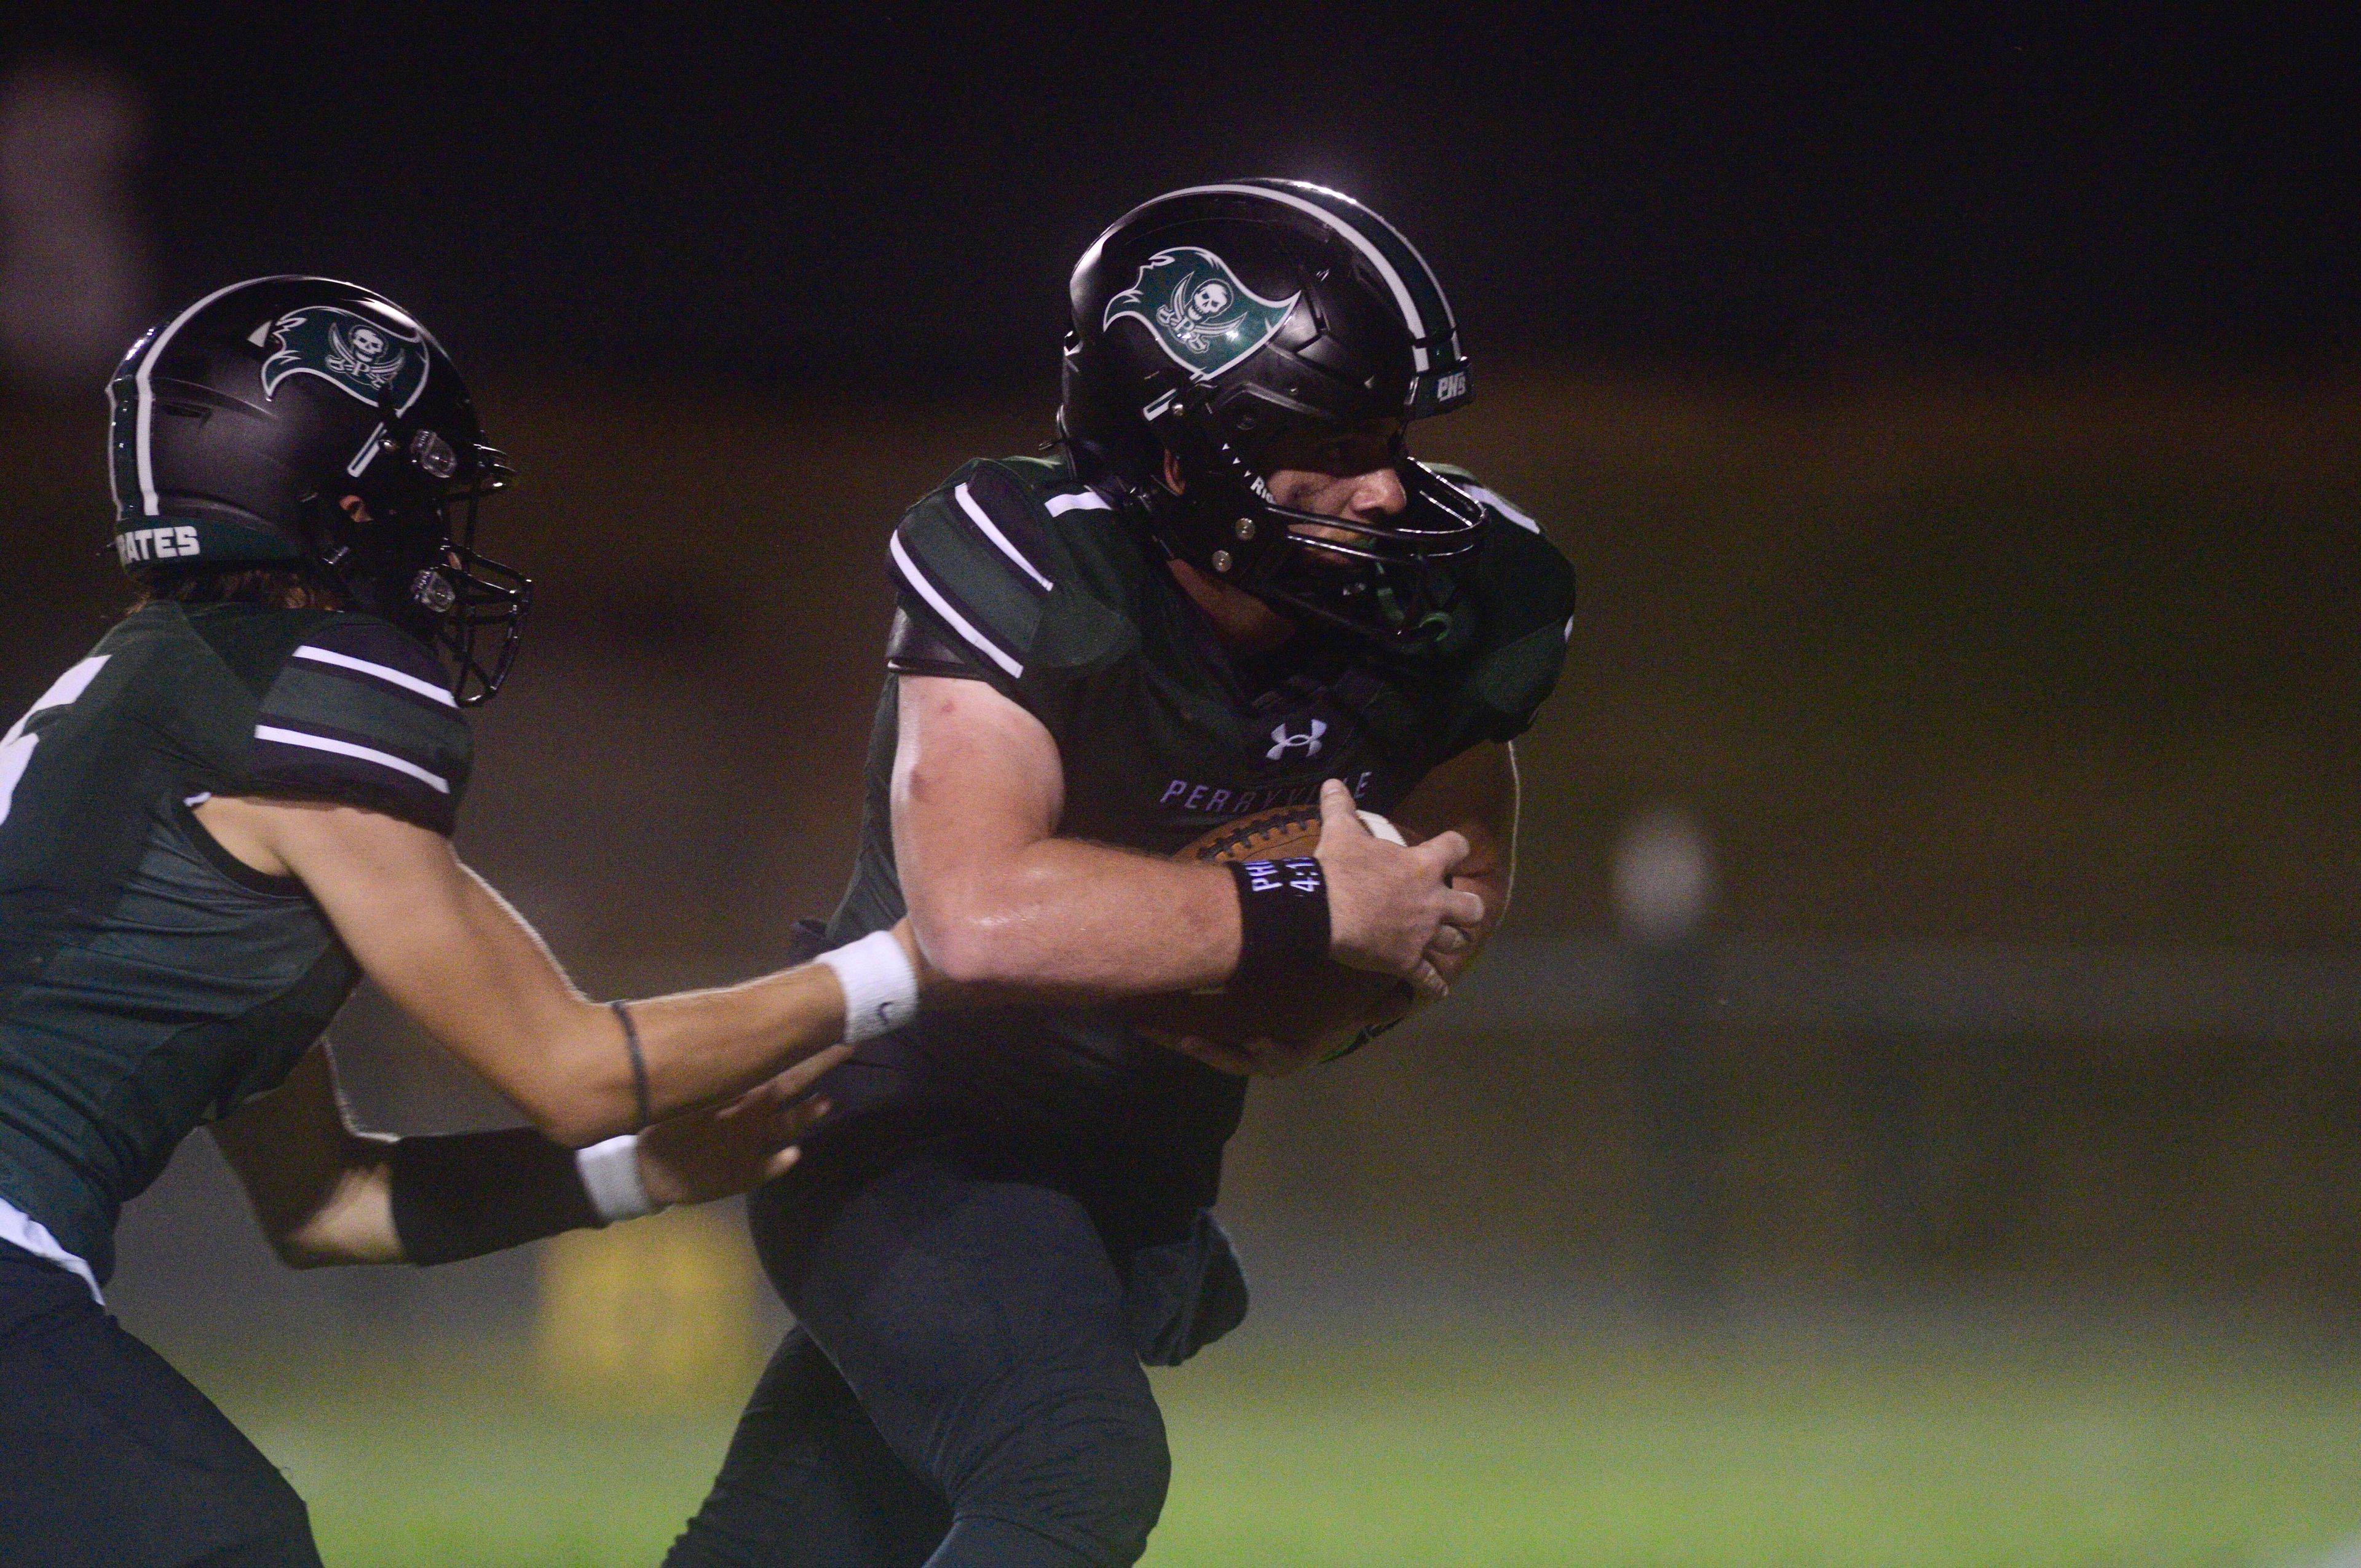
[
  {"left": 1174, "top": 802, "right": 1411, "bottom": 861},
  {"left": 1131, "top": 804, "right": 1422, "bottom": 1053}
]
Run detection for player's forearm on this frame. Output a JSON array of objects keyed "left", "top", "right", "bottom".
[
  {"left": 238, "top": 1082, "right": 828, "bottom": 1270},
  {"left": 609, "top": 965, "right": 854, "bottom": 1128},
  {"left": 211, "top": 1043, "right": 406, "bottom": 1266},
  {"left": 354, "top": 861, "right": 890, "bottom": 1145},
  {"left": 222, "top": 1103, "right": 588, "bottom": 1272},
  {"left": 241, "top": 807, "right": 892, "bottom": 1146},
  {"left": 273, "top": 1131, "right": 623, "bottom": 1269},
  {"left": 483, "top": 963, "right": 852, "bottom": 1146},
  {"left": 911, "top": 838, "right": 1243, "bottom": 997}
]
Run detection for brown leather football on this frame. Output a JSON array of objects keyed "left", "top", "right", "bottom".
[
  {"left": 1139, "top": 804, "right": 1420, "bottom": 1051},
  {"left": 1174, "top": 802, "right": 1408, "bottom": 864}
]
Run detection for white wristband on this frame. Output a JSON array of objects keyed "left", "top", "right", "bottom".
[
  {"left": 817, "top": 929, "right": 920, "bottom": 1044},
  {"left": 575, "top": 1134, "right": 661, "bottom": 1224}
]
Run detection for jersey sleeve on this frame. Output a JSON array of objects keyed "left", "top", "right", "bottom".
[
  {"left": 1433, "top": 469, "right": 1579, "bottom": 750},
  {"left": 239, "top": 616, "right": 473, "bottom": 835},
  {"left": 885, "top": 461, "right": 1061, "bottom": 701},
  {"left": 885, "top": 604, "right": 992, "bottom": 680}
]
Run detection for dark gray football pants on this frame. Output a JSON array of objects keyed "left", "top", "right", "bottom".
[
  {"left": 663, "top": 1155, "right": 1173, "bottom": 1568},
  {"left": 0, "top": 1245, "right": 322, "bottom": 1568}
]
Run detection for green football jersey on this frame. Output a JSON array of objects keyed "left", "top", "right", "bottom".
[
  {"left": 822, "top": 451, "right": 1575, "bottom": 1219},
  {"left": 0, "top": 602, "right": 472, "bottom": 1285}
]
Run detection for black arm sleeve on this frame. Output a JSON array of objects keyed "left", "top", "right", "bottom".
[{"left": 387, "top": 1128, "right": 603, "bottom": 1266}]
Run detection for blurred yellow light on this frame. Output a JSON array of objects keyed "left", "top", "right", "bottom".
[{"left": 532, "top": 1205, "right": 765, "bottom": 1412}]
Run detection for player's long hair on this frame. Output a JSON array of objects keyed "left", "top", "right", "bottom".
[{"left": 129, "top": 567, "right": 344, "bottom": 612}]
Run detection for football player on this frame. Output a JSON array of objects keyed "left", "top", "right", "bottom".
[
  {"left": 0, "top": 274, "right": 1464, "bottom": 1568},
  {"left": 668, "top": 183, "right": 1576, "bottom": 1567},
  {"left": 0, "top": 277, "right": 935, "bottom": 1568}
]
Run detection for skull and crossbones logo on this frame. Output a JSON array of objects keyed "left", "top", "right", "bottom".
[
  {"left": 1157, "top": 272, "right": 1246, "bottom": 355},
  {"left": 325, "top": 321, "right": 403, "bottom": 388}
]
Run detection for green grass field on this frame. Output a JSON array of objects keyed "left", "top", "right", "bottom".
[{"left": 185, "top": 1319, "right": 2361, "bottom": 1568}]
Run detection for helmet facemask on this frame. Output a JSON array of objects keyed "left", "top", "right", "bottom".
[
  {"left": 1143, "top": 384, "right": 1484, "bottom": 655},
  {"left": 309, "top": 392, "right": 532, "bottom": 707}
]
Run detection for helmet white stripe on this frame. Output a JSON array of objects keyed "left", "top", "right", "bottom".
[
  {"left": 1311, "top": 183, "right": 1458, "bottom": 335},
  {"left": 1161, "top": 183, "right": 1434, "bottom": 372},
  {"left": 103, "top": 379, "right": 122, "bottom": 516},
  {"left": 130, "top": 276, "right": 283, "bottom": 519}
]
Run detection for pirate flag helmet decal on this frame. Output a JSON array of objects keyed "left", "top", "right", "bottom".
[
  {"left": 258, "top": 306, "right": 431, "bottom": 411},
  {"left": 1101, "top": 247, "right": 1302, "bottom": 381},
  {"left": 1062, "top": 180, "right": 1484, "bottom": 652},
  {"left": 106, "top": 276, "right": 531, "bottom": 704}
]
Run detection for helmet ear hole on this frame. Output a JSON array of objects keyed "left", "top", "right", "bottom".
[
  {"left": 412, "top": 568, "right": 459, "bottom": 614},
  {"left": 409, "top": 428, "right": 459, "bottom": 479}
]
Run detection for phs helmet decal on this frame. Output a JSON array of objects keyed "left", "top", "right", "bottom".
[
  {"left": 259, "top": 307, "right": 429, "bottom": 411},
  {"left": 1102, "top": 247, "right": 1300, "bottom": 380}
]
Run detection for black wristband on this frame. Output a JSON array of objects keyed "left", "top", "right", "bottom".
[
  {"left": 1226, "top": 856, "right": 1331, "bottom": 992},
  {"left": 387, "top": 1128, "right": 601, "bottom": 1267}
]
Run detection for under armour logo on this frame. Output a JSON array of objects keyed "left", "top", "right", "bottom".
[{"left": 1265, "top": 718, "right": 1327, "bottom": 762}]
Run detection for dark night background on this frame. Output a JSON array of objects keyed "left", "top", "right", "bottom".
[
  {"left": 14, "top": 7, "right": 2359, "bottom": 384},
  {"left": 1, "top": 12, "right": 2359, "bottom": 1561},
  {"left": 4, "top": 0, "right": 2357, "bottom": 1309}
]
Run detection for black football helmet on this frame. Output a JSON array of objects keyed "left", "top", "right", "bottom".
[
  {"left": 1062, "top": 180, "right": 1482, "bottom": 651},
  {"left": 105, "top": 277, "right": 530, "bottom": 704}
]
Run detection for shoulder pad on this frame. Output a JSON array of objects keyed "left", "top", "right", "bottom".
[
  {"left": 1430, "top": 464, "right": 1545, "bottom": 536},
  {"left": 997, "top": 456, "right": 1119, "bottom": 521},
  {"left": 1447, "top": 485, "right": 1578, "bottom": 748},
  {"left": 244, "top": 616, "right": 472, "bottom": 834},
  {"left": 887, "top": 460, "right": 1060, "bottom": 683}
]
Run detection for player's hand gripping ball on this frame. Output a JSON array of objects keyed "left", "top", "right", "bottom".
[{"left": 1131, "top": 804, "right": 1426, "bottom": 1071}]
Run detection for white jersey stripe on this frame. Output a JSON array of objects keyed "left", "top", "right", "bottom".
[
  {"left": 954, "top": 483, "right": 1054, "bottom": 592},
  {"left": 254, "top": 726, "right": 450, "bottom": 793},
  {"left": 1164, "top": 183, "right": 1433, "bottom": 371},
  {"left": 1044, "top": 490, "right": 1113, "bottom": 516},
  {"left": 293, "top": 644, "right": 459, "bottom": 707},
  {"left": 0, "top": 1193, "right": 101, "bottom": 1304},
  {"left": 888, "top": 533, "right": 1024, "bottom": 679}
]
